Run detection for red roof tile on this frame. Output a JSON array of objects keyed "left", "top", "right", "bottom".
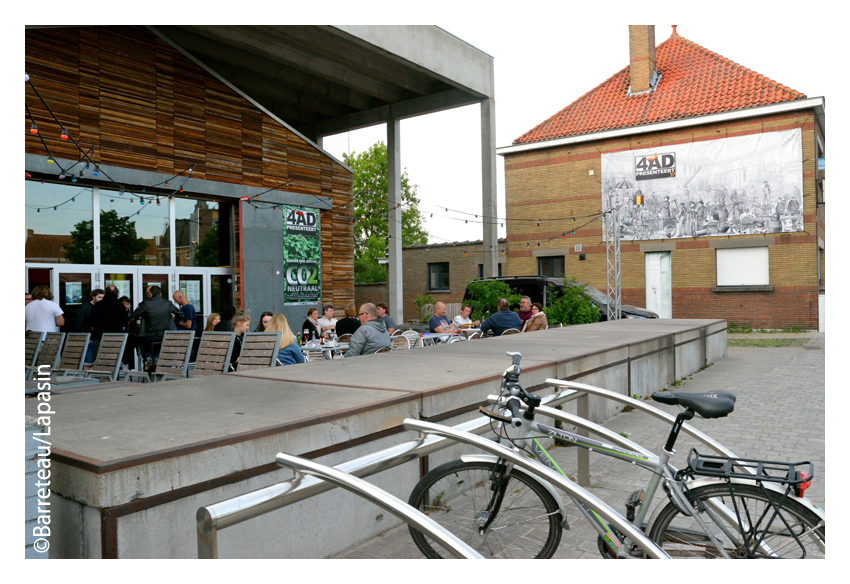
[{"left": 514, "top": 30, "right": 806, "bottom": 144}]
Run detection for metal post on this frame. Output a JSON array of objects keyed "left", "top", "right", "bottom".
[
  {"left": 577, "top": 393, "right": 591, "bottom": 487},
  {"left": 605, "top": 206, "right": 621, "bottom": 321},
  {"left": 387, "top": 119, "right": 404, "bottom": 323},
  {"left": 481, "top": 98, "right": 499, "bottom": 277}
]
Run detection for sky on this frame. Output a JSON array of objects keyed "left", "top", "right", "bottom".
[{"left": 320, "top": 19, "right": 834, "bottom": 246}]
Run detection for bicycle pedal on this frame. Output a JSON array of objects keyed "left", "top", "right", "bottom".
[{"left": 624, "top": 489, "right": 646, "bottom": 522}]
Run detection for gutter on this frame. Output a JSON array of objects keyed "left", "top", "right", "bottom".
[{"left": 497, "top": 97, "right": 825, "bottom": 156}]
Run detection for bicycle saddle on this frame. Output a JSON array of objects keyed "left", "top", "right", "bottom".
[{"left": 651, "top": 390, "right": 736, "bottom": 419}]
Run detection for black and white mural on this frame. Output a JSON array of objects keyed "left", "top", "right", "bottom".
[{"left": 601, "top": 128, "right": 803, "bottom": 240}]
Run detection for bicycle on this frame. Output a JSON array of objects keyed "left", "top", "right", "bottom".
[{"left": 407, "top": 352, "right": 825, "bottom": 559}]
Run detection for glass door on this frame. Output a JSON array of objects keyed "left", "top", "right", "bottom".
[
  {"left": 55, "top": 267, "right": 96, "bottom": 334},
  {"left": 103, "top": 271, "right": 136, "bottom": 310},
  {"left": 176, "top": 270, "right": 204, "bottom": 328}
]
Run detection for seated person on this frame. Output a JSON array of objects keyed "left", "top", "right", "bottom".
[
  {"left": 264, "top": 314, "right": 305, "bottom": 365},
  {"left": 522, "top": 302, "right": 548, "bottom": 332},
  {"left": 376, "top": 302, "right": 396, "bottom": 334},
  {"left": 255, "top": 311, "right": 273, "bottom": 332},
  {"left": 344, "top": 303, "right": 391, "bottom": 357},
  {"left": 301, "top": 307, "right": 321, "bottom": 342},
  {"left": 205, "top": 313, "right": 221, "bottom": 331},
  {"left": 316, "top": 304, "right": 337, "bottom": 336},
  {"left": 429, "top": 302, "right": 460, "bottom": 335},
  {"left": 334, "top": 305, "right": 361, "bottom": 337},
  {"left": 480, "top": 298, "right": 522, "bottom": 336},
  {"left": 229, "top": 314, "right": 252, "bottom": 371},
  {"left": 452, "top": 304, "right": 480, "bottom": 329},
  {"left": 214, "top": 304, "right": 236, "bottom": 331}
]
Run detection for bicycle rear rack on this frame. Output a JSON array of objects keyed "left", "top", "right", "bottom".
[{"left": 687, "top": 449, "right": 813, "bottom": 485}]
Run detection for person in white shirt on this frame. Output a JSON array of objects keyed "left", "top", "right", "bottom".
[
  {"left": 316, "top": 304, "right": 337, "bottom": 335},
  {"left": 25, "top": 285, "right": 64, "bottom": 332},
  {"left": 452, "top": 304, "right": 480, "bottom": 329}
]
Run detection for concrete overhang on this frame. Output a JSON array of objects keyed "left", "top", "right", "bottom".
[{"left": 149, "top": 25, "right": 494, "bottom": 143}]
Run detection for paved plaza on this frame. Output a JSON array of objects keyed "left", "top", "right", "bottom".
[{"left": 335, "top": 333, "right": 826, "bottom": 559}]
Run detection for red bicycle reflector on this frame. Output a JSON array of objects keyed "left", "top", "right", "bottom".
[{"left": 795, "top": 471, "right": 811, "bottom": 498}]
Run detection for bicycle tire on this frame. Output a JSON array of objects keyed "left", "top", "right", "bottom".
[
  {"left": 649, "top": 483, "right": 825, "bottom": 558},
  {"left": 408, "top": 459, "right": 562, "bottom": 559}
]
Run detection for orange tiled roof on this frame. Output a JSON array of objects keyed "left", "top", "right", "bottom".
[{"left": 514, "top": 29, "right": 806, "bottom": 145}]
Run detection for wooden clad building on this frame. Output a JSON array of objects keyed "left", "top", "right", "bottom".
[{"left": 25, "top": 26, "right": 354, "bottom": 325}]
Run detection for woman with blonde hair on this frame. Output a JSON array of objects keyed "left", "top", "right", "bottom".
[
  {"left": 265, "top": 314, "right": 305, "bottom": 365},
  {"left": 204, "top": 313, "right": 221, "bottom": 331}
]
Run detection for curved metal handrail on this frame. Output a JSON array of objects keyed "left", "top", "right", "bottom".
[
  {"left": 546, "top": 379, "right": 757, "bottom": 476},
  {"left": 276, "top": 453, "right": 483, "bottom": 559},
  {"left": 403, "top": 419, "right": 670, "bottom": 559}
]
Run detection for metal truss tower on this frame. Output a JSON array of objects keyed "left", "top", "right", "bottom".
[{"left": 604, "top": 207, "right": 622, "bottom": 321}]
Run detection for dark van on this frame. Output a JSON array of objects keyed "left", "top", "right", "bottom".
[{"left": 462, "top": 276, "right": 658, "bottom": 321}]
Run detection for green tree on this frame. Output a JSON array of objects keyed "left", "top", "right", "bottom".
[
  {"left": 343, "top": 142, "right": 428, "bottom": 282},
  {"left": 63, "top": 209, "right": 148, "bottom": 265},
  {"left": 464, "top": 280, "right": 522, "bottom": 322},
  {"left": 195, "top": 225, "right": 220, "bottom": 267},
  {"left": 544, "top": 280, "right": 600, "bottom": 326}
]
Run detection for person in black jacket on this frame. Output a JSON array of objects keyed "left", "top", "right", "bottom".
[
  {"left": 90, "top": 285, "right": 130, "bottom": 360},
  {"left": 334, "top": 305, "right": 360, "bottom": 337},
  {"left": 129, "top": 285, "right": 182, "bottom": 367}
]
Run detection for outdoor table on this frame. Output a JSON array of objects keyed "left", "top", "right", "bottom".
[
  {"left": 460, "top": 328, "right": 480, "bottom": 338},
  {"left": 419, "top": 333, "right": 455, "bottom": 346},
  {"left": 320, "top": 342, "right": 348, "bottom": 359}
]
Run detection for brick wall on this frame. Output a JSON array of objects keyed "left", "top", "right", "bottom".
[{"left": 503, "top": 110, "right": 823, "bottom": 329}]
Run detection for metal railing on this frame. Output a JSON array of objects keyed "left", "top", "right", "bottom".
[
  {"left": 275, "top": 453, "right": 483, "bottom": 559},
  {"left": 196, "top": 388, "right": 581, "bottom": 558}
]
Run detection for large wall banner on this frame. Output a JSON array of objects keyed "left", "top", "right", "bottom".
[
  {"left": 282, "top": 205, "right": 321, "bottom": 304},
  {"left": 601, "top": 128, "right": 803, "bottom": 241}
]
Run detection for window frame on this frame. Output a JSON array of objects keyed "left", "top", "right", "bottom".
[{"left": 427, "top": 262, "right": 450, "bottom": 291}]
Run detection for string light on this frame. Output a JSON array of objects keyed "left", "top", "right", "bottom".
[
  {"left": 60, "top": 127, "right": 68, "bottom": 140},
  {"left": 30, "top": 121, "right": 38, "bottom": 135}
]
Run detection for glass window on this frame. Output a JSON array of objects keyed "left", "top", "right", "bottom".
[
  {"left": 478, "top": 263, "right": 503, "bottom": 278},
  {"left": 99, "top": 188, "right": 169, "bottom": 265},
  {"left": 428, "top": 262, "right": 450, "bottom": 291},
  {"left": 174, "top": 198, "right": 222, "bottom": 266},
  {"left": 26, "top": 181, "right": 93, "bottom": 264},
  {"left": 538, "top": 256, "right": 565, "bottom": 278}
]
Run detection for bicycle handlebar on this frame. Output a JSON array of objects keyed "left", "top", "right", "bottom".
[{"left": 505, "top": 397, "right": 523, "bottom": 427}]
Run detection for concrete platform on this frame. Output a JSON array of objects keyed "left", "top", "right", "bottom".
[{"left": 24, "top": 319, "right": 725, "bottom": 558}]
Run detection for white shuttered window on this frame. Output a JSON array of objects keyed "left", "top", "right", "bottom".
[{"left": 716, "top": 247, "right": 769, "bottom": 286}]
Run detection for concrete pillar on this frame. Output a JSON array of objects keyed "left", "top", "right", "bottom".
[
  {"left": 387, "top": 119, "right": 404, "bottom": 323},
  {"left": 481, "top": 99, "right": 499, "bottom": 277}
]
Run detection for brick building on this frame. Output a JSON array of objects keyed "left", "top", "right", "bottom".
[{"left": 498, "top": 25, "right": 825, "bottom": 329}]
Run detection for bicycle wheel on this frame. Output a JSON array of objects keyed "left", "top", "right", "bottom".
[
  {"left": 408, "top": 459, "right": 562, "bottom": 559},
  {"left": 649, "top": 483, "right": 825, "bottom": 558}
]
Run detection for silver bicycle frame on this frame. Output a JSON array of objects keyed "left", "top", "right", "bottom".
[
  {"left": 275, "top": 452, "right": 484, "bottom": 559},
  {"left": 403, "top": 418, "right": 670, "bottom": 559}
]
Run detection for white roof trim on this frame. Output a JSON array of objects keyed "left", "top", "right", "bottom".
[{"left": 498, "top": 97, "right": 825, "bottom": 156}]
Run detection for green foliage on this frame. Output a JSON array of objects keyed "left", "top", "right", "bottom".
[
  {"left": 544, "top": 280, "right": 600, "bottom": 326},
  {"left": 343, "top": 142, "right": 428, "bottom": 282},
  {"left": 282, "top": 231, "right": 321, "bottom": 263},
  {"left": 464, "top": 280, "right": 521, "bottom": 321},
  {"left": 354, "top": 236, "right": 389, "bottom": 284},
  {"left": 64, "top": 209, "right": 148, "bottom": 265},
  {"left": 195, "top": 225, "right": 219, "bottom": 267},
  {"left": 414, "top": 293, "right": 436, "bottom": 321},
  {"left": 727, "top": 321, "right": 753, "bottom": 334}
]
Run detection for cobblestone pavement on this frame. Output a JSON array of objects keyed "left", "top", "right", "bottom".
[{"left": 335, "top": 334, "right": 825, "bottom": 559}]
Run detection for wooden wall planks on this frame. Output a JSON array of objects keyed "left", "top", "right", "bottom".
[{"left": 25, "top": 26, "right": 354, "bottom": 309}]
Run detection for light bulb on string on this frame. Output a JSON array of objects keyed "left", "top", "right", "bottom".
[
  {"left": 60, "top": 128, "right": 69, "bottom": 141},
  {"left": 37, "top": 208, "right": 40, "bottom": 213},
  {"left": 59, "top": 174, "right": 65, "bottom": 179},
  {"left": 92, "top": 167, "right": 99, "bottom": 176},
  {"left": 47, "top": 157, "right": 54, "bottom": 164},
  {"left": 140, "top": 199, "right": 144, "bottom": 205},
  {"left": 156, "top": 198, "right": 161, "bottom": 207},
  {"left": 53, "top": 207, "right": 57, "bottom": 211},
  {"left": 71, "top": 177, "right": 77, "bottom": 183},
  {"left": 30, "top": 121, "right": 38, "bottom": 135},
  {"left": 165, "top": 182, "right": 169, "bottom": 187}
]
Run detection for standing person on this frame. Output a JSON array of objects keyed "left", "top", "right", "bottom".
[
  {"left": 255, "top": 311, "right": 273, "bottom": 332},
  {"left": 334, "top": 305, "right": 360, "bottom": 337},
  {"left": 316, "top": 305, "right": 337, "bottom": 336},
  {"left": 172, "top": 290, "right": 197, "bottom": 331},
  {"left": 480, "top": 298, "right": 522, "bottom": 336},
  {"left": 90, "top": 285, "right": 129, "bottom": 355},
  {"left": 228, "top": 314, "right": 252, "bottom": 371},
  {"left": 452, "top": 304, "right": 480, "bottom": 329},
  {"left": 133, "top": 286, "right": 153, "bottom": 363},
  {"left": 375, "top": 302, "right": 396, "bottom": 334},
  {"left": 76, "top": 288, "right": 103, "bottom": 364},
  {"left": 75, "top": 289, "right": 104, "bottom": 332},
  {"left": 301, "top": 308, "right": 321, "bottom": 341},
  {"left": 118, "top": 296, "right": 134, "bottom": 369},
  {"left": 128, "top": 285, "right": 182, "bottom": 370},
  {"left": 522, "top": 303, "right": 548, "bottom": 332},
  {"left": 516, "top": 296, "right": 533, "bottom": 330},
  {"left": 214, "top": 305, "right": 236, "bottom": 332},
  {"left": 429, "top": 302, "right": 459, "bottom": 334},
  {"left": 25, "top": 285, "right": 64, "bottom": 332},
  {"left": 264, "top": 314, "right": 305, "bottom": 365},
  {"left": 344, "top": 303, "right": 391, "bottom": 357}
]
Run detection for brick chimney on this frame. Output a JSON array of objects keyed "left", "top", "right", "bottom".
[{"left": 629, "top": 25, "right": 657, "bottom": 93}]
